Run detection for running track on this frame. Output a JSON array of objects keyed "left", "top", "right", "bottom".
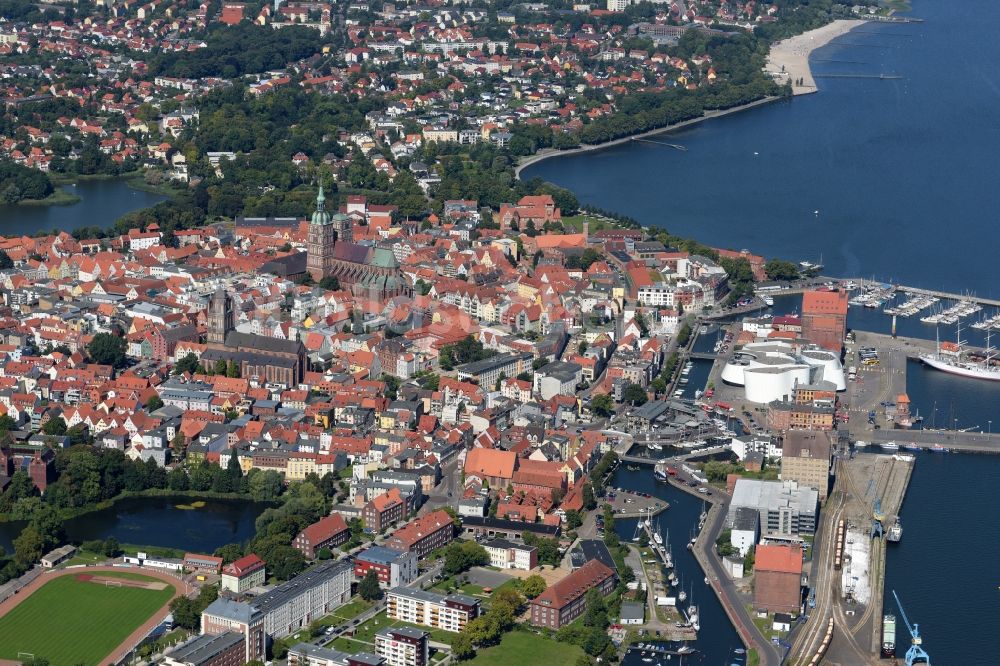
[{"left": 0, "top": 565, "right": 190, "bottom": 666}]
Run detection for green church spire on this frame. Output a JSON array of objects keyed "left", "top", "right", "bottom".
[{"left": 311, "top": 183, "right": 330, "bottom": 226}]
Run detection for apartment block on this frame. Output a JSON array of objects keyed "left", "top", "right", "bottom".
[
  {"left": 385, "top": 587, "right": 480, "bottom": 632},
  {"left": 375, "top": 626, "right": 430, "bottom": 666}
]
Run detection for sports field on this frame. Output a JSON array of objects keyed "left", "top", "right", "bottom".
[{"left": 0, "top": 571, "right": 175, "bottom": 665}]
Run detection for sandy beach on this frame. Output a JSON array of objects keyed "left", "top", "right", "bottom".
[{"left": 766, "top": 19, "right": 866, "bottom": 95}]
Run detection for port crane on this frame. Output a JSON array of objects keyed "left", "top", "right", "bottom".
[{"left": 893, "top": 590, "right": 931, "bottom": 666}]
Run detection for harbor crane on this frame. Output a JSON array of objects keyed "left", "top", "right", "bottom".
[
  {"left": 893, "top": 590, "right": 931, "bottom": 666},
  {"left": 870, "top": 497, "right": 886, "bottom": 539}
]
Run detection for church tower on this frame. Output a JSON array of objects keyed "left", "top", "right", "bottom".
[
  {"left": 207, "top": 286, "right": 234, "bottom": 345},
  {"left": 307, "top": 185, "right": 338, "bottom": 281}
]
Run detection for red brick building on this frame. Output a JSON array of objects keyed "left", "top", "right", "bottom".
[
  {"left": 529, "top": 560, "right": 616, "bottom": 629},
  {"left": 183, "top": 553, "right": 224, "bottom": 574},
  {"left": 293, "top": 514, "right": 350, "bottom": 559},
  {"left": 363, "top": 488, "right": 406, "bottom": 533},
  {"left": 801, "top": 290, "right": 848, "bottom": 352},
  {"left": 752, "top": 544, "right": 803, "bottom": 614},
  {"left": 383, "top": 509, "right": 455, "bottom": 558},
  {"left": 0, "top": 444, "right": 53, "bottom": 492}
]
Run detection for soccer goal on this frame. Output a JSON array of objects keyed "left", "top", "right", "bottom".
[{"left": 105, "top": 580, "right": 123, "bottom": 588}]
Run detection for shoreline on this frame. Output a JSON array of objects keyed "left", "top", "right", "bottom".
[
  {"left": 13, "top": 188, "right": 82, "bottom": 208},
  {"left": 765, "top": 19, "right": 867, "bottom": 95},
  {"left": 517, "top": 19, "right": 870, "bottom": 178},
  {"left": 515, "top": 96, "right": 784, "bottom": 177}
]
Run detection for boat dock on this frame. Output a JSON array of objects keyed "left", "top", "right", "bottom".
[
  {"left": 882, "top": 292, "right": 938, "bottom": 317},
  {"left": 844, "top": 330, "right": 1000, "bottom": 453},
  {"left": 840, "top": 278, "right": 1000, "bottom": 311},
  {"left": 629, "top": 520, "right": 698, "bottom": 642}
]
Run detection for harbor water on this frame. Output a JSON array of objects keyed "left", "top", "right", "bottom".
[
  {"left": 610, "top": 466, "right": 743, "bottom": 666},
  {"left": 522, "top": 0, "right": 1000, "bottom": 297}
]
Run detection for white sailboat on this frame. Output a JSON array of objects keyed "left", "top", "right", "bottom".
[
  {"left": 686, "top": 590, "right": 700, "bottom": 632},
  {"left": 678, "top": 577, "right": 687, "bottom": 603}
]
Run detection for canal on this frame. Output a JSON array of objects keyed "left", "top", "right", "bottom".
[
  {"left": 0, "top": 179, "right": 166, "bottom": 235},
  {"left": 0, "top": 496, "right": 269, "bottom": 554},
  {"left": 610, "top": 466, "right": 744, "bottom": 666}
]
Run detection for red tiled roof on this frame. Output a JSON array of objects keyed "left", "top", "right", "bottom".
[
  {"left": 385, "top": 509, "right": 453, "bottom": 548},
  {"left": 754, "top": 544, "right": 803, "bottom": 575},
  {"left": 223, "top": 553, "right": 265, "bottom": 577},
  {"left": 301, "top": 514, "right": 348, "bottom": 544},
  {"left": 531, "top": 560, "right": 614, "bottom": 610}
]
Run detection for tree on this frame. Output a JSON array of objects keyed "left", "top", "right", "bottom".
[
  {"left": 582, "top": 483, "right": 597, "bottom": 511},
  {"left": 214, "top": 543, "right": 244, "bottom": 564},
  {"left": 590, "top": 393, "right": 614, "bottom": 418},
  {"left": 520, "top": 574, "right": 546, "bottom": 599},
  {"left": 622, "top": 383, "right": 648, "bottom": 405},
  {"left": 226, "top": 449, "right": 243, "bottom": 484},
  {"left": 319, "top": 275, "right": 341, "bottom": 290},
  {"left": 565, "top": 509, "right": 583, "bottom": 530},
  {"left": 12, "top": 525, "right": 44, "bottom": 565},
  {"left": 443, "top": 540, "right": 489, "bottom": 575},
  {"left": 764, "top": 259, "right": 800, "bottom": 281},
  {"left": 359, "top": 569, "right": 383, "bottom": 601},
  {"left": 42, "top": 417, "right": 67, "bottom": 436},
  {"left": 146, "top": 395, "right": 164, "bottom": 411},
  {"left": 102, "top": 537, "right": 120, "bottom": 558},
  {"left": 87, "top": 333, "right": 127, "bottom": 367},
  {"left": 583, "top": 588, "right": 608, "bottom": 629},
  {"left": 0, "top": 414, "right": 16, "bottom": 434},
  {"left": 743, "top": 545, "right": 756, "bottom": 575},
  {"left": 316, "top": 547, "right": 333, "bottom": 560},
  {"left": 174, "top": 352, "right": 200, "bottom": 375},
  {"left": 451, "top": 633, "right": 475, "bottom": 660},
  {"left": 226, "top": 360, "right": 241, "bottom": 378},
  {"left": 441, "top": 505, "right": 462, "bottom": 528}
]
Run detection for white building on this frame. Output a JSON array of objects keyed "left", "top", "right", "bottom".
[
  {"left": 375, "top": 626, "right": 429, "bottom": 666},
  {"left": 483, "top": 538, "right": 537, "bottom": 570},
  {"left": 720, "top": 342, "right": 845, "bottom": 404},
  {"left": 221, "top": 555, "right": 266, "bottom": 595},
  {"left": 533, "top": 360, "right": 582, "bottom": 400},
  {"left": 731, "top": 435, "right": 783, "bottom": 461},
  {"left": 728, "top": 479, "right": 818, "bottom": 537},
  {"left": 386, "top": 588, "right": 480, "bottom": 632},
  {"left": 729, "top": 506, "right": 760, "bottom": 556},
  {"left": 637, "top": 284, "right": 674, "bottom": 307}
]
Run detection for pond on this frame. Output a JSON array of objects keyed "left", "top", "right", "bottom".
[
  {"left": 0, "top": 178, "right": 166, "bottom": 235},
  {"left": 0, "top": 495, "right": 270, "bottom": 554}
]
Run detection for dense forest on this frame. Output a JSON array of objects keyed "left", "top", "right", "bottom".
[
  {"left": 0, "top": 159, "right": 54, "bottom": 203},
  {"left": 148, "top": 24, "right": 326, "bottom": 78}
]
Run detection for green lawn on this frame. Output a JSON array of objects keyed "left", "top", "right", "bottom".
[
  {"left": 561, "top": 214, "right": 621, "bottom": 233},
  {"left": 469, "top": 630, "right": 585, "bottom": 665},
  {"left": 431, "top": 579, "right": 485, "bottom": 597},
  {"left": 328, "top": 598, "right": 373, "bottom": 622},
  {"left": 0, "top": 572, "right": 175, "bottom": 666},
  {"left": 327, "top": 637, "right": 371, "bottom": 652}
]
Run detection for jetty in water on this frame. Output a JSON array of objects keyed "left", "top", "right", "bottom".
[{"left": 631, "top": 137, "right": 688, "bottom": 151}]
